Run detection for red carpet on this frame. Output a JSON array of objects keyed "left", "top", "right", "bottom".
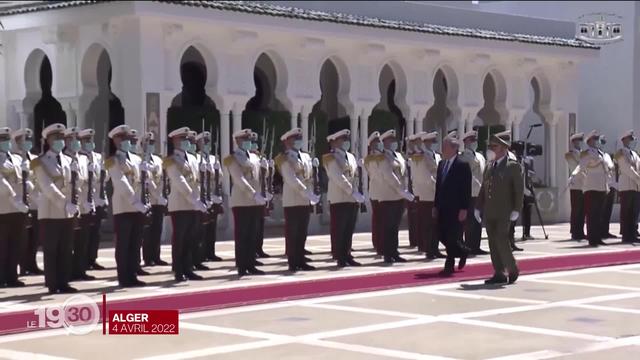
[{"left": 1, "top": 249, "right": 639, "bottom": 335}]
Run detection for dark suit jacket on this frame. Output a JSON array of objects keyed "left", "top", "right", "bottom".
[{"left": 434, "top": 155, "right": 472, "bottom": 216}]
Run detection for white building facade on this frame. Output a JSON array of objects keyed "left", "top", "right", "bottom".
[{"left": 0, "top": 1, "right": 598, "bottom": 238}]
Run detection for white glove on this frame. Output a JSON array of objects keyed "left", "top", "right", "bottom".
[
  {"left": 70, "top": 161, "right": 79, "bottom": 172},
  {"left": 568, "top": 176, "right": 575, "bottom": 186},
  {"left": 140, "top": 161, "right": 152, "bottom": 172},
  {"left": 95, "top": 197, "right": 108, "bottom": 208},
  {"left": 610, "top": 182, "right": 619, "bottom": 191},
  {"left": 12, "top": 196, "right": 29, "bottom": 214},
  {"left": 474, "top": 209, "right": 482, "bottom": 223},
  {"left": 312, "top": 158, "right": 320, "bottom": 167},
  {"left": 303, "top": 189, "right": 320, "bottom": 205},
  {"left": 82, "top": 201, "right": 96, "bottom": 214},
  {"left": 20, "top": 161, "right": 29, "bottom": 172},
  {"left": 510, "top": 211, "right": 519, "bottom": 221},
  {"left": 400, "top": 190, "right": 415, "bottom": 202},
  {"left": 260, "top": 158, "right": 269, "bottom": 169},
  {"left": 199, "top": 162, "right": 208, "bottom": 172},
  {"left": 268, "top": 159, "right": 275, "bottom": 168},
  {"left": 156, "top": 196, "right": 168, "bottom": 207},
  {"left": 132, "top": 201, "right": 148, "bottom": 214},
  {"left": 194, "top": 200, "right": 208, "bottom": 213},
  {"left": 65, "top": 202, "right": 79, "bottom": 217},
  {"left": 253, "top": 192, "right": 267, "bottom": 205},
  {"left": 87, "top": 162, "right": 98, "bottom": 173},
  {"left": 211, "top": 195, "right": 223, "bottom": 205},
  {"left": 357, "top": 158, "right": 365, "bottom": 168},
  {"left": 213, "top": 162, "right": 221, "bottom": 171},
  {"left": 264, "top": 192, "right": 273, "bottom": 202},
  {"left": 351, "top": 191, "right": 365, "bottom": 203}
]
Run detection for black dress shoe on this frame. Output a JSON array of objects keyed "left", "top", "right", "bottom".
[
  {"left": 298, "top": 263, "right": 316, "bottom": 271},
  {"left": 144, "top": 261, "right": 156, "bottom": 267},
  {"left": 471, "top": 249, "right": 489, "bottom": 256},
  {"left": 604, "top": 233, "right": 618, "bottom": 239},
  {"left": 155, "top": 259, "right": 169, "bottom": 266},
  {"left": 174, "top": 275, "right": 187, "bottom": 282},
  {"left": 247, "top": 267, "right": 265, "bottom": 275},
  {"left": 392, "top": 255, "right": 407, "bottom": 263},
  {"left": 91, "top": 263, "right": 106, "bottom": 270},
  {"left": 508, "top": 271, "right": 519, "bottom": 284},
  {"left": 425, "top": 254, "right": 437, "bottom": 260},
  {"left": 256, "top": 251, "right": 271, "bottom": 258},
  {"left": 33, "top": 267, "right": 44, "bottom": 275},
  {"left": 58, "top": 286, "right": 78, "bottom": 294},
  {"left": 48, "top": 287, "right": 58, "bottom": 294},
  {"left": 79, "top": 274, "right": 96, "bottom": 281},
  {"left": 435, "top": 253, "right": 447, "bottom": 259},
  {"left": 484, "top": 275, "right": 508, "bottom": 285},
  {"left": 588, "top": 243, "right": 599, "bottom": 247},
  {"left": 346, "top": 259, "right": 361, "bottom": 266},
  {"left": 304, "top": 249, "right": 312, "bottom": 255},
  {"left": 511, "top": 245, "right": 524, "bottom": 252},
  {"left": 384, "top": 257, "right": 395, "bottom": 264},
  {"left": 206, "top": 255, "right": 223, "bottom": 262},
  {"left": 194, "top": 263, "right": 210, "bottom": 271},
  {"left": 439, "top": 268, "right": 454, "bottom": 277},
  {"left": 458, "top": 256, "right": 467, "bottom": 270},
  {"left": 288, "top": 265, "right": 298, "bottom": 272},
  {"left": 597, "top": 240, "right": 608, "bottom": 246},
  {"left": 523, "top": 235, "right": 535, "bottom": 241},
  {"left": 185, "top": 272, "right": 204, "bottom": 280},
  {"left": 304, "top": 257, "right": 312, "bottom": 263},
  {"left": 6, "top": 280, "right": 26, "bottom": 288},
  {"left": 137, "top": 269, "right": 150, "bottom": 276},
  {"left": 129, "top": 279, "right": 147, "bottom": 287},
  {"left": 337, "top": 260, "right": 347, "bottom": 268},
  {"left": 254, "top": 260, "right": 264, "bottom": 266},
  {"left": 237, "top": 269, "right": 247, "bottom": 277}
]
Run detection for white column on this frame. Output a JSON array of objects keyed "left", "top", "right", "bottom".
[
  {"left": 549, "top": 112, "right": 562, "bottom": 188},
  {"left": 290, "top": 112, "right": 297, "bottom": 129},
  {"left": 360, "top": 109, "right": 369, "bottom": 160},
  {"left": 220, "top": 105, "right": 231, "bottom": 159},
  {"left": 232, "top": 108, "right": 242, "bottom": 136},
  {"left": 350, "top": 111, "right": 359, "bottom": 154}
]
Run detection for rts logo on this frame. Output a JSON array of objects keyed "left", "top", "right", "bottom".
[{"left": 577, "top": 13, "right": 623, "bottom": 45}]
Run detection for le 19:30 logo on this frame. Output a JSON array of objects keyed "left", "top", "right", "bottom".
[{"left": 30, "top": 294, "right": 100, "bottom": 335}]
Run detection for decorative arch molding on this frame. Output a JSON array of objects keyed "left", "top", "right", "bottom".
[{"left": 247, "top": 46, "right": 291, "bottom": 112}]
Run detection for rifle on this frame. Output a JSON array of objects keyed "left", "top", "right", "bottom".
[
  {"left": 312, "top": 157, "right": 322, "bottom": 214},
  {"left": 355, "top": 116, "right": 366, "bottom": 213},
  {"left": 96, "top": 167, "right": 107, "bottom": 219},
  {"left": 212, "top": 126, "right": 224, "bottom": 215},
  {"left": 70, "top": 157, "right": 81, "bottom": 230},
  {"left": 21, "top": 159, "right": 32, "bottom": 228},
  {"left": 86, "top": 154, "right": 96, "bottom": 226},
  {"left": 140, "top": 152, "right": 152, "bottom": 225},
  {"left": 199, "top": 154, "right": 210, "bottom": 224}
]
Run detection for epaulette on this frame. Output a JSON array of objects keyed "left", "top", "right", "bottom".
[
  {"left": 322, "top": 153, "right": 335, "bottom": 165},
  {"left": 222, "top": 155, "right": 235, "bottom": 168},
  {"left": 30, "top": 157, "right": 42, "bottom": 171},
  {"left": 364, "top": 153, "right": 383, "bottom": 167},
  {"left": 614, "top": 148, "right": 626, "bottom": 161},
  {"left": 564, "top": 152, "right": 574, "bottom": 161},
  {"left": 162, "top": 156, "right": 175, "bottom": 170},
  {"left": 104, "top": 156, "right": 116, "bottom": 169},
  {"left": 410, "top": 154, "right": 424, "bottom": 162},
  {"left": 274, "top": 153, "right": 287, "bottom": 170},
  {"left": 580, "top": 150, "right": 590, "bottom": 158}
]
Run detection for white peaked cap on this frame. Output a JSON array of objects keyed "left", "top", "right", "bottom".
[
  {"left": 143, "top": 131, "right": 155, "bottom": 141},
  {"left": 380, "top": 129, "right": 396, "bottom": 141},
  {"left": 11, "top": 128, "right": 33, "bottom": 139},
  {"left": 585, "top": 130, "right": 600, "bottom": 142},
  {"left": 280, "top": 127, "right": 302, "bottom": 141},
  {"left": 569, "top": 132, "right": 584, "bottom": 142},
  {"left": 128, "top": 129, "right": 139, "bottom": 139},
  {"left": 463, "top": 130, "right": 478, "bottom": 140},
  {"left": 620, "top": 130, "right": 635, "bottom": 141},
  {"left": 43, "top": 123, "right": 66, "bottom": 138},
  {"left": 196, "top": 131, "right": 211, "bottom": 141},
  {"left": 233, "top": 129, "right": 253, "bottom": 139},
  {"left": 0, "top": 127, "right": 11, "bottom": 137},
  {"left": 63, "top": 127, "right": 80, "bottom": 137},
  {"left": 327, "top": 129, "right": 350, "bottom": 142},
  {"left": 78, "top": 129, "right": 95, "bottom": 138},
  {"left": 168, "top": 127, "right": 190, "bottom": 138},
  {"left": 367, "top": 131, "right": 380, "bottom": 145},
  {"left": 421, "top": 131, "right": 438, "bottom": 141}
]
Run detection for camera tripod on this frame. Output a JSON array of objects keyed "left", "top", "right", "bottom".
[{"left": 521, "top": 124, "right": 549, "bottom": 240}]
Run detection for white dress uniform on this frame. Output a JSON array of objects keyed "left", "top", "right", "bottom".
[
  {"left": 194, "top": 148, "right": 223, "bottom": 263},
  {"left": 0, "top": 133, "right": 31, "bottom": 286},
  {"left": 565, "top": 132, "right": 586, "bottom": 240},
  {"left": 411, "top": 131, "right": 441, "bottom": 255},
  {"left": 224, "top": 129, "right": 265, "bottom": 274},
  {"left": 615, "top": 131, "right": 640, "bottom": 242},
  {"left": 32, "top": 123, "right": 78, "bottom": 293},
  {"left": 364, "top": 131, "right": 383, "bottom": 255},
  {"left": 459, "top": 132, "right": 486, "bottom": 253}
]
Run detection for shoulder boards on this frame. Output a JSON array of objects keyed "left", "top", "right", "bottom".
[
  {"left": 614, "top": 149, "right": 626, "bottom": 160},
  {"left": 564, "top": 152, "right": 573, "bottom": 160},
  {"left": 274, "top": 153, "right": 287, "bottom": 169},
  {"left": 222, "top": 155, "right": 235, "bottom": 168},
  {"left": 322, "top": 153, "right": 335, "bottom": 164},
  {"left": 410, "top": 154, "right": 424, "bottom": 162},
  {"left": 104, "top": 157, "right": 116, "bottom": 169},
  {"left": 580, "top": 150, "right": 590, "bottom": 158},
  {"left": 30, "top": 157, "right": 42, "bottom": 171},
  {"left": 162, "top": 156, "right": 175, "bottom": 169}
]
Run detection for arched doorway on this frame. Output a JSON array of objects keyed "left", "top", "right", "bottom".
[
  {"left": 81, "top": 45, "right": 125, "bottom": 155},
  {"left": 23, "top": 50, "right": 66, "bottom": 152},
  {"left": 520, "top": 77, "right": 551, "bottom": 185},
  {"left": 475, "top": 71, "right": 508, "bottom": 150},
  {"left": 167, "top": 46, "right": 220, "bottom": 154},
  {"left": 425, "top": 68, "right": 456, "bottom": 148},
  {"left": 369, "top": 64, "right": 406, "bottom": 148}
]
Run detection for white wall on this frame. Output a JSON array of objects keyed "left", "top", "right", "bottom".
[
  {"left": 476, "top": 1, "right": 638, "bottom": 153},
  {"left": 0, "top": 45, "right": 5, "bottom": 128}
]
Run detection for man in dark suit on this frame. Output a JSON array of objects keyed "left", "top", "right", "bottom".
[{"left": 433, "top": 131, "right": 471, "bottom": 276}]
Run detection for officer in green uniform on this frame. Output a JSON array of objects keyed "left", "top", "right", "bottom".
[{"left": 475, "top": 131, "right": 523, "bottom": 284}]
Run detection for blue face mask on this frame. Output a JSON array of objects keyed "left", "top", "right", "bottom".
[
  {"left": 203, "top": 144, "right": 212, "bottom": 154},
  {"left": 0, "top": 140, "right": 11, "bottom": 152},
  {"left": 375, "top": 142, "right": 384, "bottom": 152},
  {"left": 68, "top": 140, "right": 81, "bottom": 153},
  {"left": 189, "top": 143, "right": 197, "bottom": 154},
  {"left": 241, "top": 141, "right": 252, "bottom": 151},
  {"left": 21, "top": 140, "right": 33, "bottom": 152},
  {"left": 629, "top": 140, "right": 637, "bottom": 149},
  {"left": 422, "top": 143, "right": 431, "bottom": 152},
  {"left": 293, "top": 139, "right": 303, "bottom": 151},
  {"left": 179, "top": 140, "right": 190, "bottom": 152},
  {"left": 389, "top": 142, "right": 398, "bottom": 152},
  {"left": 51, "top": 139, "right": 65, "bottom": 153},
  {"left": 466, "top": 142, "right": 478, "bottom": 152},
  {"left": 251, "top": 143, "right": 258, "bottom": 152},
  {"left": 119, "top": 140, "right": 132, "bottom": 153},
  {"left": 340, "top": 141, "right": 351, "bottom": 152},
  {"left": 82, "top": 141, "right": 95, "bottom": 152},
  {"left": 145, "top": 143, "right": 155, "bottom": 154}
]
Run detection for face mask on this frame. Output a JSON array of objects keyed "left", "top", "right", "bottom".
[
  {"left": 486, "top": 149, "right": 496, "bottom": 162},
  {"left": 389, "top": 142, "right": 398, "bottom": 152},
  {"left": 68, "top": 140, "right": 81, "bottom": 153},
  {"left": 595, "top": 139, "right": 604, "bottom": 149},
  {"left": 119, "top": 140, "right": 132, "bottom": 153},
  {"left": 628, "top": 140, "right": 637, "bottom": 149},
  {"left": 82, "top": 141, "right": 95, "bottom": 152},
  {"left": 573, "top": 142, "right": 582, "bottom": 151},
  {"left": 422, "top": 144, "right": 431, "bottom": 152},
  {"left": 145, "top": 143, "right": 155, "bottom": 154},
  {"left": 250, "top": 143, "right": 258, "bottom": 152},
  {"left": 240, "top": 141, "right": 252, "bottom": 151},
  {"left": 466, "top": 142, "right": 478, "bottom": 152},
  {"left": 189, "top": 143, "right": 197, "bottom": 154},
  {"left": 0, "top": 140, "right": 11, "bottom": 152},
  {"left": 293, "top": 140, "right": 303, "bottom": 150},
  {"left": 178, "top": 140, "right": 190, "bottom": 152},
  {"left": 340, "top": 141, "right": 351, "bottom": 152},
  {"left": 51, "top": 139, "right": 65, "bottom": 153},
  {"left": 21, "top": 140, "right": 33, "bottom": 152},
  {"left": 374, "top": 142, "right": 384, "bottom": 152},
  {"left": 204, "top": 144, "right": 212, "bottom": 154}
]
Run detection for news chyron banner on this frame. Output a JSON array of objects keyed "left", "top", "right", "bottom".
[{"left": 27, "top": 294, "right": 179, "bottom": 335}]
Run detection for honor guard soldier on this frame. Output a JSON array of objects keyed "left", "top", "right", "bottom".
[
  {"left": 224, "top": 129, "right": 268, "bottom": 276},
  {"left": 0, "top": 127, "right": 30, "bottom": 287},
  {"left": 569, "top": 130, "right": 609, "bottom": 247},
  {"left": 475, "top": 131, "right": 523, "bottom": 284},
  {"left": 79, "top": 129, "right": 108, "bottom": 271},
  {"left": 63, "top": 127, "right": 96, "bottom": 281},
  {"left": 106, "top": 125, "right": 149, "bottom": 287},
  {"left": 364, "top": 131, "right": 383, "bottom": 255},
  {"left": 186, "top": 130, "right": 211, "bottom": 270},
  {"left": 412, "top": 131, "right": 444, "bottom": 259},
  {"left": 615, "top": 130, "right": 640, "bottom": 243},
  {"left": 141, "top": 131, "right": 169, "bottom": 267},
  {"left": 600, "top": 136, "right": 618, "bottom": 239},
  {"left": 324, "top": 129, "right": 365, "bottom": 267},
  {"left": 565, "top": 132, "right": 586, "bottom": 240},
  {"left": 165, "top": 127, "right": 208, "bottom": 282},
  {"left": 275, "top": 128, "right": 319, "bottom": 271},
  {"left": 13, "top": 128, "right": 43, "bottom": 276},
  {"left": 33, "top": 123, "right": 79, "bottom": 293},
  {"left": 405, "top": 133, "right": 424, "bottom": 249},
  {"left": 250, "top": 131, "right": 270, "bottom": 260},
  {"left": 378, "top": 129, "right": 414, "bottom": 264},
  {"left": 126, "top": 129, "right": 151, "bottom": 277},
  {"left": 461, "top": 130, "right": 488, "bottom": 255}
]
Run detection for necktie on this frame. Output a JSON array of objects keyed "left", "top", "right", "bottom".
[{"left": 442, "top": 160, "right": 451, "bottom": 179}]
